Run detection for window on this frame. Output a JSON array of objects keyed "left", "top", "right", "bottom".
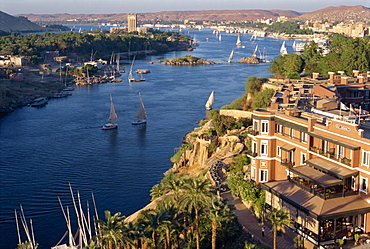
[
  {"left": 350, "top": 176, "right": 356, "bottom": 191},
  {"left": 252, "top": 141, "right": 257, "bottom": 154},
  {"left": 277, "top": 146, "right": 281, "bottom": 157},
  {"left": 301, "top": 132, "right": 307, "bottom": 143},
  {"left": 360, "top": 176, "right": 368, "bottom": 193},
  {"left": 276, "top": 124, "right": 283, "bottom": 134},
  {"left": 362, "top": 150, "right": 370, "bottom": 167},
  {"left": 289, "top": 150, "right": 294, "bottom": 163},
  {"left": 322, "top": 140, "right": 328, "bottom": 153},
  {"left": 253, "top": 120, "right": 259, "bottom": 131},
  {"left": 260, "top": 141, "right": 268, "bottom": 156},
  {"left": 300, "top": 153, "right": 306, "bottom": 165},
  {"left": 259, "top": 169, "right": 268, "bottom": 182},
  {"left": 261, "top": 121, "right": 269, "bottom": 134},
  {"left": 251, "top": 167, "right": 256, "bottom": 181},
  {"left": 289, "top": 128, "right": 294, "bottom": 139},
  {"left": 337, "top": 145, "right": 345, "bottom": 159}
]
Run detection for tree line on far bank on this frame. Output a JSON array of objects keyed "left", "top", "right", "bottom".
[
  {"left": 0, "top": 29, "right": 190, "bottom": 63},
  {"left": 269, "top": 34, "right": 370, "bottom": 79}
]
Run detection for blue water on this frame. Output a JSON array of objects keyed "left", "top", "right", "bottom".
[{"left": 0, "top": 28, "right": 296, "bottom": 248}]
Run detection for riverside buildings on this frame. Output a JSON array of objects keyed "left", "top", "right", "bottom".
[{"left": 246, "top": 72, "right": 370, "bottom": 246}]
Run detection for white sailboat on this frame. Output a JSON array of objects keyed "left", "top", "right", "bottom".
[
  {"left": 132, "top": 92, "right": 147, "bottom": 125},
  {"left": 228, "top": 49, "right": 234, "bottom": 63},
  {"left": 280, "top": 41, "right": 288, "bottom": 55},
  {"left": 252, "top": 45, "right": 258, "bottom": 57},
  {"left": 128, "top": 55, "right": 135, "bottom": 82},
  {"left": 102, "top": 94, "right": 118, "bottom": 130},
  {"left": 205, "top": 90, "right": 214, "bottom": 110},
  {"left": 218, "top": 33, "right": 222, "bottom": 41},
  {"left": 236, "top": 36, "right": 242, "bottom": 46}
]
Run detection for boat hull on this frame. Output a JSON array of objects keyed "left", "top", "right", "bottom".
[
  {"left": 132, "top": 119, "right": 146, "bottom": 125},
  {"left": 102, "top": 123, "right": 118, "bottom": 130}
]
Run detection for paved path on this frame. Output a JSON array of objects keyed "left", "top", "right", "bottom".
[{"left": 221, "top": 191, "right": 297, "bottom": 249}]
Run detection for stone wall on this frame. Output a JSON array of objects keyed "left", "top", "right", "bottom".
[{"left": 220, "top": 109, "right": 253, "bottom": 119}]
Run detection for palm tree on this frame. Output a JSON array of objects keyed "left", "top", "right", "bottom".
[
  {"left": 178, "top": 177, "right": 214, "bottom": 249},
  {"left": 206, "top": 196, "right": 232, "bottom": 249},
  {"left": 267, "top": 208, "right": 292, "bottom": 249},
  {"left": 137, "top": 209, "right": 167, "bottom": 249},
  {"left": 96, "top": 210, "right": 125, "bottom": 249}
]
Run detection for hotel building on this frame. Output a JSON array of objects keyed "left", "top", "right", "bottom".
[{"left": 246, "top": 76, "right": 370, "bottom": 246}]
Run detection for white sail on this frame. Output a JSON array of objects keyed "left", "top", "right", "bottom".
[
  {"left": 107, "top": 95, "right": 118, "bottom": 124},
  {"left": 132, "top": 92, "right": 147, "bottom": 124},
  {"left": 280, "top": 41, "right": 288, "bottom": 55},
  {"left": 205, "top": 90, "right": 214, "bottom": 110},
  {"left": 236, "top": 36, "right": 241, "bottom": 46},
  {"left": 228, "top": 50, "right": 234, "bottom": 63},
  {"left": 128, "top": 55, "right": 135, "bottom": 82},
  {"left": 135, "top": 93, "right": 147, "bottom": 120},
  {"left": 219, "top": 33, "right": 222, "bottom": 41},
  {"left": 292, "top": 40, "right": 296, "bottom": 49},
  {"left": 252, "top": 45, "right": 258, "bottom": 57}
]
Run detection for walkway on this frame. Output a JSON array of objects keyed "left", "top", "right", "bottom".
[{"left": 221, "top": 191, "right": 299, "bottom": 249}]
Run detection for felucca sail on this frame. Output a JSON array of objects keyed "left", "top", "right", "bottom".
[
  {"left": 236, "top": 36, "right": 241, "bottom": 46},
  {"left": 205, "top": 90, "right": 214, "bottom": 110},
  {"left": 132, "top": 92, "right": 147, "bottom": 125},
  {"left": 128, "top": 55, "right": 135, "bottom": 82},
  {"left": 228, "top": 50, "right": 234, "bottom": 63},
  {"left": 107, "top": 95, "right": 118, "bottom": 124},
  {"left": 102, "top": 94, "right": 118, "bottom": 130}
]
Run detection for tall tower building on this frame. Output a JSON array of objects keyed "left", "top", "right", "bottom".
[{"left": 127, "top": 14, "right": 137, "bottom": 32}]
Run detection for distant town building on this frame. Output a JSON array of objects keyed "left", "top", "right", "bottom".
[{"left": 127, "top": 14, "right": 137, "bottom": 32}]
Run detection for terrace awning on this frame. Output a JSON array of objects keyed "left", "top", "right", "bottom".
[
  {"left": 289, "top": 166, "right": 342, "bottom": 187},
  {"left": 306, "top": 158, "right": 358, "bottom": 179},
  {"left": 281, "top": 144, "right": 296, "bottom": 151}
]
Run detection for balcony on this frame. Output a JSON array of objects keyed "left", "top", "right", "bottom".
[
  {"left": 246, "top": 150, "right": 257, "bottom": 157},
  {"left": 281, "top": 159, "right": 295, "bottom": 168},
  {"left": 248, "top": 130, "right": 258, "bottom": 136}
]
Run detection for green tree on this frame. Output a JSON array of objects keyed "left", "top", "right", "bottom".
[
  {"left": 178, "top": 177, "right": 214, "bottom": 249},
  {"left": 96, "top": 210, "right": 125, "bottom": 249},
  {"left": 267, "top": 208, "right": 292, "bottom": 249},
  {"left": 245, "top": 77, "right": 262, "bottom": 97},
  {"left": 251, "top": 88, "right": 274, "bottom": 110}
]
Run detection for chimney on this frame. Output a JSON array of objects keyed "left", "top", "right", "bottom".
[
  {"left": 328, "top": 72, "right": 335, "bottom": 80},
  {"left": 359, "top": 129, "right": 364, "bottom": 138},
  {"left": 358, "top": 75, "right": 365, "bottom": 84},
  {"left": 353, "top": 70, "right": 360, "bottom": 77},
  {"left": 308, "top": 117, "right": 316, "bottom": 132},
  {"left": 338, "top": 71, "right": 345, "bottom": 76},
  {"left": 341, "top": 76, "right": 348, "bottom": 85},
  {"left": 312, "top": 72, "right": 319, "bottom": 79}
]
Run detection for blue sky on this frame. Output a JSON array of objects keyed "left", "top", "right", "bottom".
[{"left": 1, "top": 0, "right": 369, "bottom": 15}]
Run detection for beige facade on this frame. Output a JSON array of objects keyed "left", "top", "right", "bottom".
[
  {"left": 127, "top": 14, "right": 137, "bottom": 32},
  {"left": 248, "top": 106, "right": 370, "bottom": 245}
]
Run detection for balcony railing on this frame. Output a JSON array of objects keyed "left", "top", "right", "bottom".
[
  {"left": 309, "top": 147, "right": 352, "bottom": 166},
  {"left": 281, "top": 159, "right": 294, "bottom": 168},
  {"left": 246, "top": 150, "right": 257, "bottom": 157}
]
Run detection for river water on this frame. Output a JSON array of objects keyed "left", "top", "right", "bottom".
[{"left": 0, "top": 28, "right": 296, "bottom": 248}]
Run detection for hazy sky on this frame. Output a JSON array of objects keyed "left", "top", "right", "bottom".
[{"left": 1, "top": 0, "right": 369, "bottom": 15}]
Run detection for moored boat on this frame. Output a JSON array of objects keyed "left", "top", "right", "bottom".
[
  {"left": 102, "top": 94, "right": 118, "bottom": 130},
  {"left": 205, "top": 90, "right": 214, "bottom": 110}
]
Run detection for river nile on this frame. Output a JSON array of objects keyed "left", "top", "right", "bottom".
[{"left": 0, "top": 28, "right": 296, "bottom": 248}]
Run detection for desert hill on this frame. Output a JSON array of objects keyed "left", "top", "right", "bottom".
[
  {"left": 294, "top": 5, "right": 370, "bottom": 23},
  {"left": 0, "top": 11, "right": 44, "bottom": 32},
  {"left": 21, "top": 9, "right": 301, "bottom": 23}
]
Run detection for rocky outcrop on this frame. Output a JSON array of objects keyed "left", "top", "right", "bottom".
[
  {"left": 0, "top": 11, "right": 44, "bottom": 32},
  {"left": 237, "top": 56, "right": 261, "bottom": 64},
  {"left": 173, "top": 121, "right": 246, "bottom": 176}
]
